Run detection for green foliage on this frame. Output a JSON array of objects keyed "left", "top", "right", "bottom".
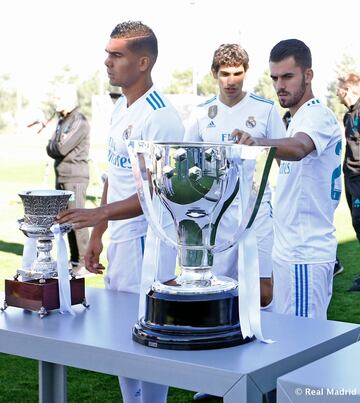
[
  {"left": 164, "top": 69, "right": 193, "bottom": 94},
  {"left": 253, "top": 69, "right": 287, "bottom": 116},
  {"left": 326, "top": 53, "right": 360, "bottom": 120},
  {"left": 0, "top": 73, "right": 23, "bottom": 133},
  {"left": 197, "top": 72, "right": 218, "bottom": 96},
  {"left": 42, "top": 66, "right": 111, "bottom": 119}
]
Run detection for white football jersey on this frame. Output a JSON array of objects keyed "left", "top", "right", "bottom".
[
  {"left": 184, "top": 93, "right": 285, "bottom": 255},
  {"left": 107, "top": 86, "right": 184, "bottom": 242},
  {"left": 273, "top": 98, "right": 342, "bottom": 263},
  {"left": 184, "top": 92, "right": 286, "bottom": 201}
]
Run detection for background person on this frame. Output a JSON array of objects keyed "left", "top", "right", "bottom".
[
  {"left": 46, "top": 83, "right": 90, "bottom": 276},
  {"left": 185, "top": 43, "right": 286, "bottom": 310},
  {"left": 337, "top": 72, "right": 360, "bottom": 291},
  {"left": 233, "top": 39, "right": 342, "bottom": 319},
  {"left": 57, "top": 21, "right": 184, "bottom": 403}
]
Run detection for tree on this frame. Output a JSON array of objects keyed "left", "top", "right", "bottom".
[
  {"left": 197, "top": 72, "right": 218, "bottom": 96},
  {"left": 254, "top": 69, "right": 286, "bottom": 116},
  {"left": 0, "top": 73, "right": 20, "bottom": 133},
  {"left": 163, "top": 69, "right": 193, "bottom": 94},
  {"left": 326, "top": 53, "right": 360, "bottom": 121},
  {"left": 44, "top": 66, "right": 110, "bottom": 119}
]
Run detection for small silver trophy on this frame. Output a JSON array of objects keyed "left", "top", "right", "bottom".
[
  {"left": 2, "top": 189, "right": 87, "bottom": 317},
  {"left": 17, "top": 189, "right": 73, "bottom": 281},
  {"left": 127, "top": 141, "right": 275, "bottom": 349}
]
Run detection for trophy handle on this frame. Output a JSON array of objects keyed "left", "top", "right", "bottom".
[
  {"left": 129, "top": 145, "right": 178, "bottom": 250},
  {"left": 211, "top": 146, "right": 276, "bottom": 254}
]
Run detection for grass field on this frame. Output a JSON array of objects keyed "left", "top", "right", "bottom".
[{"left": 0, "top": 132, "right": 359, "bottom": 402}]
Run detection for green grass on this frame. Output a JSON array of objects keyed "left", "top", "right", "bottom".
[{"left": 0, "top": 132, "right": 359, "bottom": 402}]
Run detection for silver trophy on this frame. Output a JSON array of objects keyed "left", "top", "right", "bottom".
[
  {"left": 127, "top": 141, "right": 276, "bottom": 350},
  {"left": 2, "top": 189, "right": 87, "bottom": 317},
  {"left": 17, "top": 189, "right": 73, "bottom": 281}
]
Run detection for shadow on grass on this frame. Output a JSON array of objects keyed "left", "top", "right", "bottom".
[
  {"left": 0, "top": 240, "right": 23, "bottom": 256},
  {"left": 328, "top": 238, "right": 360, "bottom": 324}
]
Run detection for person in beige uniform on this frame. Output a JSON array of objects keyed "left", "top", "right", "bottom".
[{"left": 46, "top": 84, "right": 90, "bottom": 275}]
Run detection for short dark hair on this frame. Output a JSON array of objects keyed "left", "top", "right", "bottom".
[
  {"left": 110, "top": 21, "right": 158, "bottom": 62},
  {"left": 211, "top": 44, "right": 249, "bottom": 74},
  {"left": 269, "top": 39, "right": 312, "bottom": 70}
]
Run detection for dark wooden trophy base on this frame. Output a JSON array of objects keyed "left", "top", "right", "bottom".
[{"left": 2, "top": 277, "right": 88, "bottom": 317}]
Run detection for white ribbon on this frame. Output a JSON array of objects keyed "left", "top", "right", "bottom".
[
  {"left": 50, "top": 224, "right": 75, "bottom": 315},
  {"left": 139, "top": 197, "right": 162, "bottom": 319},
  {"left": 21, "top": 237, "right": 37, "bottom": 281},
  {"left": 138, "top": 195, "right": 177, "bottom": 319},
  {"left": 237, "top": 166, "right": 274, "bottom": 344}
]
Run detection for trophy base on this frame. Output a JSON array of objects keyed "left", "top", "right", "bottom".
[
  {"left": 132, "top": 289, "right": 254, "bottom": 350},
  {"left": 3, "top": 278, "right": 87, "bottom": 317}
]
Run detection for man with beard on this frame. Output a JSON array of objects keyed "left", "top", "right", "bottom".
[
  {"left": 232, "top": 39, "right": 342, "bottom": 319},
  {"left": 337, "top": 73, "right": 360, "bottom": 291},
  {"left": 57, "top": 21, "right": 184, "bottom": 403}
]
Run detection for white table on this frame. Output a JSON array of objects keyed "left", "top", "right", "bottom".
[
  {"left": 0, "top": 287, "right": 359, "bottom": 403},
  {"left": 277, "top": 341, "right": 360, "bottom": 402}
]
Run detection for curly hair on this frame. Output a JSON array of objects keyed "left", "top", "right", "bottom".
[
  {"left": 110, "top": 21, "right": 158, "bottom": 61},
  {"left": 211, "top": 44, "right": 249, "bottom": 74}
]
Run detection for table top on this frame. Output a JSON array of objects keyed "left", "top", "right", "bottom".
[
  {"left": 0, "top": 287, "right": 359, "bottom": 396},
  {"left": 277, "top": 341, "right": 360, "bottom": 395}
]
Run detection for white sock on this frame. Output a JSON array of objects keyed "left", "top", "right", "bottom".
[
  {"left": 119, "top": 376, "right": 141, "bottom": 403},
  {"left": 141, "top": 381, "right": 168, "bottom": 403}
]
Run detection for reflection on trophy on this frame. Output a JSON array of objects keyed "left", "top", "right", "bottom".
[
  {"left": 127, "top": 141, "right": 276, "bottom": 350},
  {"left": 1, "top": 190, "right": 88, "bottom": 317}
]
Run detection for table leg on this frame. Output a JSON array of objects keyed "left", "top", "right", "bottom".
[
  {"left": 224, "top": 375, "right": 263, "bottom": 403},
  {"left": 39, "top": 361, "right": 67, "bottom": 403}
]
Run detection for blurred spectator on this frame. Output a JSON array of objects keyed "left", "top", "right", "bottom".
[
  {"left": 46, "top": 84, "right": 90, "bottom": 276},
  {"left": 337, "top": 73, "right": 360, "bottom": 290}
]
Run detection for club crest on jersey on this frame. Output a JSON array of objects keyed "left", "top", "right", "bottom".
[
  {"left": 246, "top": 116, "right": 256, "bottom": 128},
  {"left": 122, "top": 125, "right": 133, "bottom": 140},
  {"left": 208, "top": 105, "right": 218, "bottom": 119}
]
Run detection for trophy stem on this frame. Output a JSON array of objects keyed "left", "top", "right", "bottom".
[{"left": 34, "top": 239, "right": 57, "bottom": 274}]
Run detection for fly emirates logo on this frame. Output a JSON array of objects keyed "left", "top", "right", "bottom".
[
  {"left": 108, "top": 137, "right": 132, "bottom": 169},
  {"left": 279, "top": 161, "right": 291, "bottom": 175}
]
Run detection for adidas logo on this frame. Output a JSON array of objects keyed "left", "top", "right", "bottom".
[
  {"left": 207, "top": 121, "right": 216, "bottom": 128},
  {"left": 354, "top": 198, "right": 360, "bottom": 208}
]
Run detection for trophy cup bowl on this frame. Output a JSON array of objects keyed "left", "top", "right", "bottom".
[
  {"left": 2, "top": 189, "right": 87, "bottom": 317},
  {"left": 127, "top": 141, "right": 275, "bottom": 350},
  {"left": 18, "top": 189, "right": 74, "bottom": 280}
]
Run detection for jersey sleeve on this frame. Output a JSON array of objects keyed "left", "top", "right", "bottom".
[
  {"left": 143, "top": 107, "right": 185, "bottom": 142},
  {"left": 266, "top": 104, "right": 287, "bottom": 139},
  {"left": 295, "top": 106, "right": 340, "bottom": 157}
]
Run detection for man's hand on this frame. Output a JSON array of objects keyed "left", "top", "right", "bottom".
[
  {"left": 230, "top": 129, "right": 259, "bottom": 145},
  {"left": 84, "top": 236, "right": 105, "bottom": 274},
  {"left": 56, "top": 207, "right": 106, "bottom": 229}
]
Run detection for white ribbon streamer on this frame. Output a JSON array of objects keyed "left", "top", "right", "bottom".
[
  {"left": 21, "top": 237, "right": 37, "bottom": 281},
  {"left": 237, "top": 166, "right": 274, "bottom": 344},
  {"left": 138, "top": 197, "right": 163, "bottom": 319},
  {"left": 139, "top": 198, "right": 177, "bottom": 319},
  {"left": 50, "top": 224, "right": 75, "bottom": 315}
]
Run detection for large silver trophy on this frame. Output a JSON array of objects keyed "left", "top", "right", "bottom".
[
  {"left": 2, "top": 189, "right": 87, "bottom": 317},
  {"left": 127, "top": 141, "right": 275, "bottom": 350}
]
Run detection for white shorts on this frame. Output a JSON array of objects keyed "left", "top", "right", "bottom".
[
  {"left": 272, "top": 257, "right": 334, "bottom": 319},
  {"left": 212, "top": 201, "right": 274, "bottom": 279},
  {"left": 105, "top": 236, "right": 177, "bottom": 293}
]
